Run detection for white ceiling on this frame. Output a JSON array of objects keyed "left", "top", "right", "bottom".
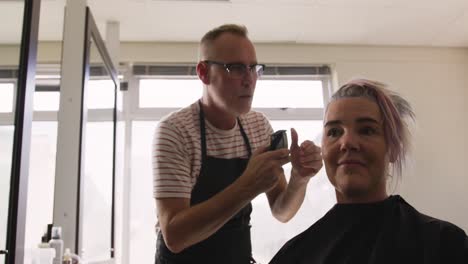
[{"left": 2, "top": 0, "right": 468, "bottom": 47}]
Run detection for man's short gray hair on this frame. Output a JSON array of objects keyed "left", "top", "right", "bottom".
[{"left": 199, "top": 24, "right": 249, "bottom": 60}]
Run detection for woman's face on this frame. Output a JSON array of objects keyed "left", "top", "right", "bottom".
[{"left": 322, "top": 97, "right": 389, "bottom": 203}]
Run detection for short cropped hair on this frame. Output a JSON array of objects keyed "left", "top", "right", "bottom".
[
  {"left": 199, "top": 24, "right": 248, "bottom": 60},
  {"left": 326, "top": 79, "right": 415, "bottom": 178}
]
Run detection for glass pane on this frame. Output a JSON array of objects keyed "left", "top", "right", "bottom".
[
  {"left": 130, "top": 121, "right": 158, "bottom": 264},
  {"left": 250, "top": 120, "right": 336, "bottom": 264},
  {"left": 0, "top": 0, "right": 24, "bottom": 260},
  {"left": 33, "top": 91, "right": 60, "bottom": 111},
  {"left": 0, "top": 83, "right": 14, "bottom": 113},
  {"left": 81, "top": 122, "right": 113, "bottom": 261},
  {"left": 0, "top": 126, "right": 15, "bottom": 255},
  {"left": 253, "top": 80, "right": 324, "bottom": 108},
  {"left": 24, "top": 122, "right": 57, "bottom": 252},
  {"left": 87, "top": 79, "right": 115, "bottom": 109},
  {"left": 80, "top": 38, "right": 115, "bottom": 262},
  {"left": 139, "top": 79, "right": 202, "bottom": 108}
]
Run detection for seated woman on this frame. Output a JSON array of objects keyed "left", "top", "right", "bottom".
[{"left": 269, "top": 79, "right": 468, "bottom": 264}]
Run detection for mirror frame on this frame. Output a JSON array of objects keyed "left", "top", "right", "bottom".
[{"left": 4, "top": 0, "right": 41, "bottom": 263}]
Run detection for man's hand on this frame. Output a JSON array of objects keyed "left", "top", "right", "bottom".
[
  {"left": 289, "top": 128, "right": 323, "bottom": 183},
  {"left": 238, "top": 145, "right": 290, "bottom": 196}
]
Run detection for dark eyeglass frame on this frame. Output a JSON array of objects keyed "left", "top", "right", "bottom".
[{"left": 203, "top": 60, "right": 266, "bottom": 78}]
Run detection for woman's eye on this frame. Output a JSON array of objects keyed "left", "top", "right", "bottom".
[{"left": 360, "top": 127, "right": 377, "bottom": 135}]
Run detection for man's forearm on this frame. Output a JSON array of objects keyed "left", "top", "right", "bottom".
[{"left": 160, "top": 179, "right": 257, "bottom": 253}]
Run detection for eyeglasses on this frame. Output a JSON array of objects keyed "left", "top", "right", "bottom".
[{"left": 203, "top": 60, "right": 265, "bottom": 79}]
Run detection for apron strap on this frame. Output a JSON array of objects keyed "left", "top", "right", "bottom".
[
  {"left": 198, "top": 100, "right": 208, "bottom": 167},
  {"left": 238, "top": 118, "right": 252, "bottom": 158},
  {"left": 198, "top": 100, "right": 252, "bottom": 160}
]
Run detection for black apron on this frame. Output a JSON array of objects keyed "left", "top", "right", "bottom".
[{"left": 156, "top": 102, "right": 255, "bottom": 264}]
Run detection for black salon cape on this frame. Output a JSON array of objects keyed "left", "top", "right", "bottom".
[{"left": 269, "top": 195, "right": 467, "bottom": 264}]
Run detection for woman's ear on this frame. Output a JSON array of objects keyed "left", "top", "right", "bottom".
[{"left": 197, "top": 62, "right": 210, "bottom": 85}]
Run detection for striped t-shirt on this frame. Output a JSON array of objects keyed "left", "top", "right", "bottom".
[{"left": 152, "top": 101, "right": 273, "bottom": 199}]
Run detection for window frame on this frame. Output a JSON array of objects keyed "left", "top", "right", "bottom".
[
  {"left": 253, "top": 74, "right": 331, "bottom": 120},
  {"left": 129, "top": 66, "right": 332, "bottom": 121}
]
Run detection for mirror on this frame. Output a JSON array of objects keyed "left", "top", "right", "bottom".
[
  {"left": 0, "top": 1, "right": 25, "bottom": 263},
  {"left": 23, "top": 0, "right": 66, "bottom": 258},
  {"left": 80, "top": 40, "right": 115, "bottom": 262},
  {"left": 79, "top": 9, "right": 119, "bottom": 261}
]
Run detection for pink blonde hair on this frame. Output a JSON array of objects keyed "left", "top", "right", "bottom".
[{"left": 327, "top": 79, "right": 415, "bottom": 178}]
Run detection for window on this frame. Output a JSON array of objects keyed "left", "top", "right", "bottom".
[
  {"left": 23, "top": 71, "right": 119, "bottom": 262},
  {"left": 34, "top": 81, "right": 61, "bottom": 112},
  {"left": 81, "top": 122, "right": 114, "bottom": 261},
  {"left": 130, "top": 121, "right": 157, "bottom": 264},
  {"left": 0, "top": 75, "right": 60, "bottom": 257},
  {"left": 87, "top": 79, "right": 116, "bottom": 109},
  {"left": 139, "top": 79, "right": 202, "bottom": 108},
  {"left": 33, "top": 91, "right": 60, "bottom": 111},
  {"left": 0, "top": 83, "right": 14, "bottom": 113},
  {"left": 129, "top": 65, "right": 335, "bottom": 264},
  {"left": 18, "top": 63, "right": 335, "bottom": 264},
  {"left": 79, "top": 64, "right": 118, "bottom": 261},
  {"left": 0, "top": 82, "right": 15, "bottom": 250},
  {"left": 25, "top": 122, "right": 57, "bottom": 251},
  {"left": 22, "top": 78, "right": 62, "bottom": 256},
  {"left": 0, "top": 125, "right": 14, "bottom": 259},
  {"left": 253, "top": 80, "right": 324, "bottom": 108}
]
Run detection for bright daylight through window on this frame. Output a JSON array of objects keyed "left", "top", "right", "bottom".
[{"left": 0, "top": 83, "right": 14, "bottom": 113}]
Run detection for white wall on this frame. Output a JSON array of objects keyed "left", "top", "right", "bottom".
[
  {"left": 2, "top": 42, "right": 467, "bottom": 233},
  {"left": 333, "top": 55, "right": 468, "bottom": 233},
  {"left": 0, "top": 44, "right": 20, "bottom": 66}
]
